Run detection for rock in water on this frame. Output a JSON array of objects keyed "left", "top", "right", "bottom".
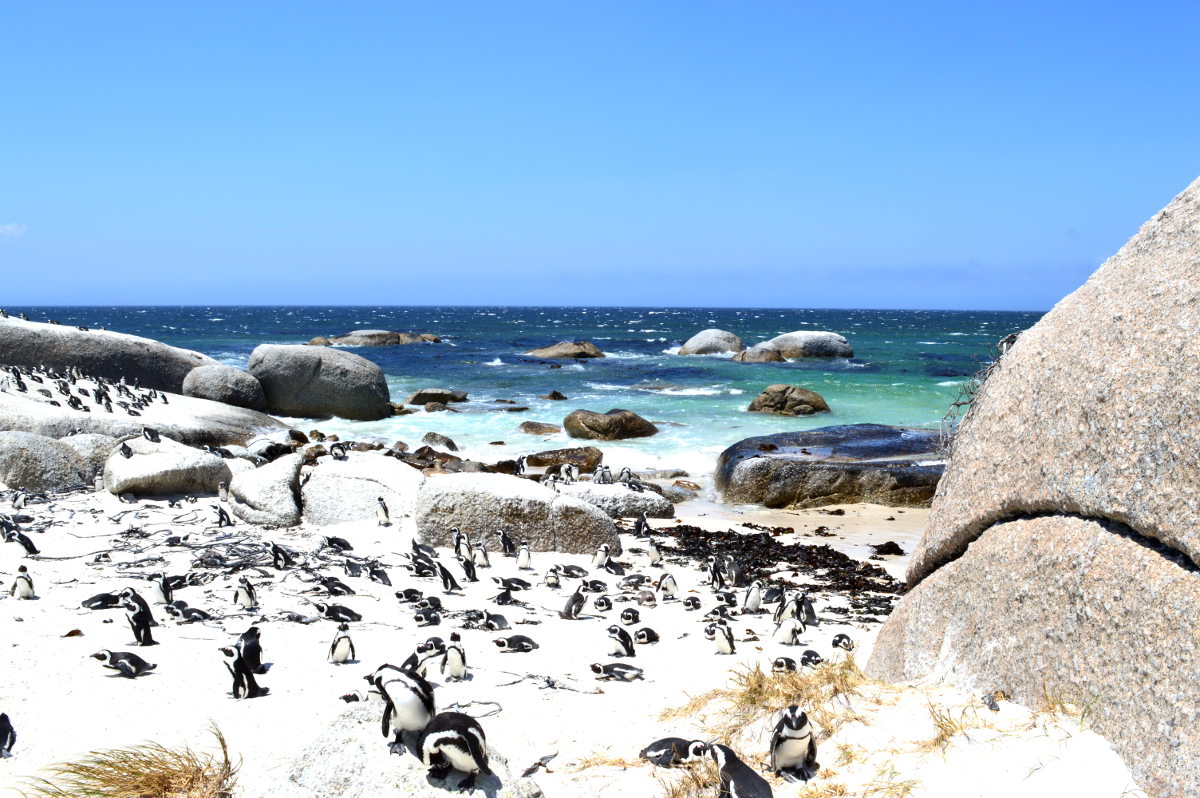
[
  {"left": 0, "top": 431, "right": 89, "bottom": 491},
  {"left": 405, "top": 388, "right": 467, "bottom": 406},
  {"left": 523, "top": 446, "right": 602, "bottom": 471},
  {"left": 563, "top": 409, "right": 657, "bottom": 441},
  {"left": 867, "top": 175, "right": 1200, "bottom": 796},
  {"left": 715, "top": 424, "right": 942, "bottom": 508},
  {"left": 103, "top": 436, "right": 232, "bottom": 496},
  {"left": 677, "top": 328, "right": 744, "bottom": 355},
  {"left": 730, "top": 346, "right": 785, "bottom": 362},
  {"left": 525, "top": 341, "right": 606, "bottom": 359},
  {"left": 746, "top": 384, "right": 831, "bottom": 416},
  {"left": 518, "top": 421, "right": 562, "bottom": 435},
  {"left": 248, "top": 344, "right": 391, "bottom": 421},
  {"left": 314, "top": 330, "right": 441, "bottom": 346},
  {"left": 759, "top": 330, "right": 853, "bottom": 358},
  {"left": 229, "top": 453, "right": 303, "bottom": 526},
  {"left": 182, "top": 365, "right": 268, "bottom": 411}
]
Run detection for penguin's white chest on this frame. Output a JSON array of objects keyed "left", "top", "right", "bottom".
[
  {"left": 444, "top": 649, "right": 466, "bottom": 677},
  {"left": 331, "top": 637, "right": 352, "bottom": 663},
  {"left": 13, "top": 577, "right": 34, "bottom": 599},
  {"left": 390, "top": 691, "right": 432, "bottom": 731},
  {"left": 773, "top": 734, "right": 811, "bottom": 767}
]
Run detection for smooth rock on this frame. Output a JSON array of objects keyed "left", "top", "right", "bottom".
[
  {"left": 563, "top": 409, "right": 657, "bottom": 441},
  {"left": 524, "top": 446, "right": 602, "bottom": 472},
  {"left": 229, "top": 453, "right": 303, "bottom": 527},
  {"left": 182, "top": 365, "right": 268, "bottom": 411},
  {"left": 731, "top": 346, "right": 786, "bottom": 363},
  {"left": 58, "top": 433, "right": 119, "bottom": 481},
  {"left": 759, "top": 330, "right": 853, "bottom": 358},
  {"left": 0, "top": 431, "right": 88, "bottom": 491},
  {"left": 248, "top": 344, "right": 391, "bottom": 421},
  {"left": 518, "top": 421, "right": 562, "bottom": 436},
  {"left": 678, "top": 328, "right": 745, "bottom": 355},
  {"left": 747, "top": 384, "right": 830, "bottom": 416},
  {"left": 525, "top": 341, "right": 605, "bottom": 359},
  {"left": 321, "top": 330, "right": 441, "bottom": 346},
  {"left": 421, "top": 432, "right": 458, "bottom": 451},
  {"left": 415, "top": 473, "right": 618, "bottom": 553},
  {"left": 558, "top": 482, "right": 674, "bottom": 518},
  {"left": 715, "top": 424, "right": 943, "bottom": 508},
  {"left": 307, "top": 336, "right": 332, "bottom": 347},
  {"left": 103, "top": 436, "right": 232, "bottom": 496},
  {"left": 405, "top": 388, "right": 467, "bottom": 405},
  {"left": 301, "top": 454, "right": 424, "bottom": 525}
]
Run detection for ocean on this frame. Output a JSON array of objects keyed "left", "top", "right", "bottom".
[{"left": 9, "top": 306, "right": 1040, "bottom": 479}]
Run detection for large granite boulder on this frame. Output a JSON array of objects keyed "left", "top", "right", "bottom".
[
  {"left": 867, "top": 176, "right": 1200, "bottom": 797},
  {"left": 182, "top": 365, "right": 268, "bottom": 411},
  {"left": 279, "top": 699, "right": 541, "bottom": 798},
  {"left": 0, "top": 317, "right": 218, "bottom": 392},
  {"left": 248, "top": 344, "right": 391, "bottom": 421},
  {"left": 103, "top": 436, "right": 232, "bottom": 496},
  {"left": 404, "top": 388, "right": 467, "bottom": 405},
  {"left": 301, "top": 454, "right": 424, "bottom": 525},
  {"left": 678, "top": 328, "right": 744, "bottom": 355},
  {"left": 731, "top": 346, "right": 785, "bottom": 363},
  {"left": 0, "top": 431, "right": 88, "bottom": 491},
  {"left": 558, "top": 482, "right": 674, "bottom": 519},
  {"left": 518, "top": 421, "right": 562, "bottom": 436},
  {"left": 415, "top": 473, "right": 619, "bottom": 553},
  {"left": 229, "top": 453, "right": 303, "bottom": 527},
  {"left": 747, "top": 384, "right": 830, "bottom": 416},
  {"left": 716, "top": 423, "right": 943, "bottom": 508},
  {"left": 563, "top": 409, "right": 657, "bottom": 441},
  {"left": 759, "top": 330, "right": 853, "bottom": 358},
  {"left": 523, "top": 446, "right": 602, "bottom": 472},
  {"left": 315, "top": 330, "right": 441, "bottom": 346},
  {"left": 525, "top": 341, "right": 605, "bottom": 359},
  {"left": 59, "top": 433, "right": 120, "bottom": 481}
]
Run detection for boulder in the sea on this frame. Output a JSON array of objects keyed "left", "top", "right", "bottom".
[
  {"left": 678, "top": 328, "right": 745, "bottom": 355},
  {"left": 229, "top": 453, "right": 303, "bottom": 527},
  {"left": 306, "top": 336, "right": 332, "bottom": 347},
  {"left": 519, "top": 421, "right": 562, "bottom": 436},
  {"left": 539, "top": 390, "right": 568, "bottom": 400},
  {"left": 182, "top": 364, "right": 268, "bottom": 411},
  {"left": 563, "top": 409, "right": 657, "bottom": 441},
  {"left": 404, "top": 388, "right": 467, "bottom": 406},
  {"left": 248, "top": 344, "right": 391, "bottom": 421},
  {"left": 0, "top": 317, "right": 219, "bottom": 392},
  {"left": 0, "top": 431, "right": 89, "bottom": 491},
  {"left": 301, "top": 454, "right": 424, "bottom": 525},
  {"left": 415, "top": 472, "right": 618, "bottom": 553},
  {"left": 525, "top": 341, "right": 605, "bottom": 359},
  {"left": 716, "top": 423, "right": 943, "bottom": 508},
  {"left": 731, "top": 346, "right": 786, "bottom": 363},
  {"left": 558, "top": 482, "right": 674, "bottom": 519},
  {"left": 867, "top": 176, "right": 1200, "bottom": 796},
  {"left": 321, "top": 330, "right": 442, "bottom": 346},
  {"left": 747, "top": 384, "right": 831, "bottom": 416},
  {"left": 523, "top": 446, "right": 603, "bottom": 472},
  {"left": 421, "top": 431, "right": 458, "bottom": 452},
  {"left": 59, "top": 433, "right": 120, "bottom": 481},
  {"left": 103, "top": 436, "right": 232, "bottom": 496},
  {"left": 759, "top": 330, "right": 853, "bottom": 359}
]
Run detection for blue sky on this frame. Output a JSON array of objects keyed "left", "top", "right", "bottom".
[{"left": 1, "top": 2, "right": 1197, "bottom": 310}]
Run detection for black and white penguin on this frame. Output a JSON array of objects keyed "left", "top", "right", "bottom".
[
  {"left": 620, "top": 574, "right": 649, "bottom": 590},
  {"left": 328, "top": 623, "right": 355, "bottom": 664},
  {"left": 832, "top": 633, "right": 855, "bottom": 652},
  {"left": 516, "top": 541, "right": 532, "bottom": 570},
  {"left": 3, "top": 529, "right": 39, "bottom": 556},
  {"left": 634, "top": 627, "right": 659, "bottom": 645},
  {"left": 372, "top": 666, "right": 436, "bottom": 755},
  {"left": 9, "top": 566, "right": 34, "bottom": 599},
  {"left": 418, "top": 711, "right": 490, "bottom": 792},
  {"left": 582, "top": 578, "right": 608, "bottom": 594},
  {"left": 769, "top": 705, "right": 819, "bottom": 780},
  {"left": 316, "top": 603, "right": 363, "bottom": 623},
  {"left": 266, "top": 541, "right": 293, "bottom": 570},
  {"left": 0, "top": 712, "right": 13, "bottom": 758},
  {"left": 607, "top": 624, "right": 636, "bottom": 657},
  {"left": 590, "top": 662, "right": 644, "bottom": 681},
  {"left": 441, "top": 632, "right": 467, "bottom": 681},
  {"left": 456, "top": 554, "right": 478, "bottom": 583},
  {"left": 92, "top": 649, "right": 156, "bottom": 678},
  {"left": 705, "top": 621, "right": 736, "bottom": 655},
  {"left": 146, "top": 573, "right": 172, "bottom": 605},
  {"left": 219, "top": 646, "right": 267, "bottom": 699},
  {"left": 706, "top": 556, "right": 726, "bottom": 591},
  {"left": 237, "top": 626, "right": 267, "bottom": 674},
  {"left": 414, "top": 609, "right": 441, "bottom": 627},
  {"left": 232, "top": 577, "right": 257, "bottom": 610},
  {"left": 217, "top": 480, "right": 229, "bottom": 503},
  {"left": 494, "top": 576, "right": 532, "bottom": 592},
  {"left": 593, "top": 595, "right": 613, "bottom": 612},
  {"left": 141, "top": 426, "right": 160, "bottom": 443},
  {"left": 123, "top": 599, "right": 156, "bottom": 646},
  {"left": 482, "top": 612, "right": 509, "bottom": 631},
  {"left": 213, "top": 504, "right": 234, "bottom": 528},
  {"left": 639, "top": 736, "right": 695, "bottom": 768},
  {"left": 646, "top": 538, "right": 662, "bottom": 567},
  {"left": 619, "top": 607, "right": 640, "bottom": 626},
  {"left": 543, "top": 565, "right": 562, "bottom": 589},
  {"left": 591, "top": 543, "right": 611, "bottom": 570},
  {"left": 436, "top": 562, "right": 462, "bottom": 593},
  {"left": 493, "top": 635, "right": 538, "bottom": 653},
  {"left": 800, "top": 649, "right": 825, "bottom": 668},
  {"left": 329, "top": 441, "right": 348, "bottom": 460},
  {"left": 725, "top": 555, "right": 745, "bottom": 588},
  {"left": 799, "top": 593, "right": 821, "bottom": 628},
  {"left": 376, "top": 497, "right": 390, "bottom": 527},
  {"left": 471, "top": 540, "right": 491, "bottom": 568},
  {"left": 560, "top": 584, "right": 586, "bottom": 620},
  {"left": 682, "top": 596, "right": 701, "bottom": 611},
  {"left": 702, "top": 742, "right": 775, "bottom": 797},
  {"left": 656, "top": 572, "right": 678, "bottom": 600},
  {"left": 494, "top": 529, "right": 516, "bottom": 557},
  {"left": 742, "top": 580, "right": 764, "bottom": 614},
  {"left": 559, "top": 564, "right": 588, "bottom": 579},
  {"left": 418, "top": 596, "right": 443, "bottom": 611},
  {"left": 395, "top": 588, "right": 424, "bottom": 604},
  {"left": 772, "top": 656, "right": 798, "bottom": 673},
  {"left": 773, "top": 618, "right": 804, "bottom": 646},
  {"left": 164, "top": 600, "right": 210, "bottom": 623},
  {"left": 82, "top": 592, "right": 121, "bottom": 610},
  {"left": 324, "top": 535, "right": 354, "bottom": 553}
]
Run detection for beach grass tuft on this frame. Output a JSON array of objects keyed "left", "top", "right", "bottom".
[{"left": 656, "top": 756, "right": 720, "bottom": 798}]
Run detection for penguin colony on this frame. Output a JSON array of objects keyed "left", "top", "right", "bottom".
[{"left": 0, "top": 436, "right": 876, "bottom": 795}]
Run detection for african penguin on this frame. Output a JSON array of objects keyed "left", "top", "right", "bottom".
[
  {"left": 646, "top": 538, "right": 662, "bottom": 567},
  {"left": 9, "top": 566, "right": 34, "bottom": 599},
  {"left": 543, "top": 566, "right": 562, "bottom": 589},
  {"left": 801, "top": 649, "right": 825, "bottom": 667},
  {"left": 832, "top": 633, "right": 855, "bottom": 652},
  {"left": 232, "top": 577, "right": 257, "bottom": 609},
  {"left": 770, "top": 705, "right": 819, "bottom": 780},
  {"left": 436, "top": 562, "right": 462, "bottom": 593},
  {"left": 656, "top": 572, "right": 677, "bottom": 600},
  {"left": 376, "top": 497, "right": 390, "bottom": 526},
  {"left": 560, "top": 584, "right": 586, "bottom": 620},
  {"left": 374, "top": 667, "right": 436, "bottom": 754},
  {"left": 0, "top": 712, "right": 12, "bottom": 758},
  {"left": 607, "top": 624, "right": 635, "bottom": 657},
  {"left": 705, "top": 621, "right": 736, "bottom": 655},
  {"left": 220, "top": 646, "right": 267, "bottom": 699},
  {"left": 316, "top": 603, "right": 363, "bottom": 623},
  {"left": 493, "top": 635, "right": 538, "bottom": 653},
  {"left": 516, "top": 541, "right": 532, "bottom": 570},
  {"left": 772, "top": 656, "right": 798, "bottom": 673},
  {"left": 773, "top": 618, "right": 804, "bottom": 646},
  {"left": 472, "top": 541, "right": 490, "bottom": 568},
  {"left": 418, "top": 711, "right": 490, "bottom": 792},
  {"left": 619, "top": 607, "right": 640, "bottom": 626},
  {"left": 123, "top": 599, "right": 156, "bottom": 646},
  {"left": 328, "top": 623, "right": 355, "bottom": 664},
  {"left": 639, "top": 736, "right": 695, "bottom": 768},
  {"left": 441, "top": 632, "right": 468, "bottom": 681},
  {"left": 146, "top": 572, "right": 172, "bottom": 605},
  {"left": 706, "top": 742, "right": 775, "bottom": 797},
  {"left": 742, "top": 580, "right": 764, "bottom": 614},
  {"left": 92, "top": 649, "right": 156, "bottom": 678},
  {"left": 593, "top": 595, "right": 613, "bottom": 612},
  {"left": 217, "top": 480, "right": 229, "bottom": 503},
  {"left": 591, "top": 662, "right": 644, "bottom": 681},
  {"left": 237, "top": 626, "right": 267, "bottom": 674},
  {"left": 591, "top": 543, "right": 611, "bottom": 570},
  {"left": 456, "top": 554, "right": 478, "bottom": 583},
  {"left": 634, "top": 627, "right": 659, "bottom": 645}
]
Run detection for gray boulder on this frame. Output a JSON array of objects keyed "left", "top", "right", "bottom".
[
  {"left": 747, "top": 384, "right": 830, "bottom": 416},
  {"left": 558, "top": 482, "right": 674, "bottom": 518},
  {"left": 229, "top": 453, "right": 303, "bottom": 527},
  {"left": 563, "top": 409, "right": 657, "bottom": 441},
  {"left": 421, "top": 431, "right": 458, "bottom": 451},
  {"left": 103, "top": 436, "right": 232, "bottom": 496},
  {"left": 319, "top": 330, "right": 441, "bottom": 346},
  {"left": 0, "top": 431, "right": 88, "bottom": 491},
  {"left": 525, "top": 341, "right": 605, "bottom": 359},
  {"left": 301, "top": 454, "right": 424, "bottom": 525},
  {"left": 716, "top": 424, "right": 943, "bottom": 508},
  {"left": 248, "top": 344, "right": 392, "bottom": 421},
  {"left": 759, "top": 330, "right": 853, "bottom": 358},
  {"left": 182, "top": 365, "right": 268, "bottom": 411},
  {"left": 59, "top": 433, "right": 119, "bottom": 481},
  {"left": 678, "top": 328, "right": 745, "bottom": 355},
  {"left": 405, "top": 388, "right": 467, "bottom": 405},
  {"left": 415, "top": 473, "right": 618, "bottom": 553},
  {"left": 518, "top": 421, "right": 562, "bottom": 435},
  {"left": 731, "top": 346, "right": 785, "bottom": 363}
]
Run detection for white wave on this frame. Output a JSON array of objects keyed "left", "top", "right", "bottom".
[
  {"left": 568, "top": 363, "right": 585, "bottom": 371},
  {"left": 585, "top": 382, "right": 627, "bottom": 391},
  {"left": 661, "top": 346, "right": 682, "bottom": 355},
  {"left": 729, "top": 389, "right": 744, "bottom": 395},
  {"left": 937, "top": 380, "right": 961, "bottom": 386},
  {"left": 484, "top": 358, "right": 504, "bottom": 366}
]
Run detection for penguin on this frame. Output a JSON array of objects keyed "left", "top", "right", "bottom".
[
  {"left": 516, "top": 541, "right": 532, "bottom": 570},
  {"left": 773, "top": 591, "right": 800, "bottom": 625},
  {"left": 471, "top": 540, "right": 491, "bottom": 568},
  {"left": 558, "top": 564, "right": 589, "bottom": 578},
  {"left": 800, "top": 649, "right": 825, "bottom": 668},
  {"left": 560, "top": 583, "right": 586, "bottom": 620},
  {"left": 590, "top": 662, "right": 644, "bottom": 681},
  {"left": 9, "top": 566, "right": 34, "bottom": 599},
  {"left": 395, "top": 588, "right": 424, "bottom": 604},
  {"left": 371, "top": 666, "right": 436, "bottom": 755},
  {"left": 607, "top": 624, "right": 636, "bottom": 657},
  {"left": 414, "top": 609, "right": 441, "bottom": 627},
  {"left": 773, "top": 656, "right": 798, "bottom": 673},
  {"left": 82, "top": 592, "right": 121, "bottom": 610},
  {"left": 418, "top": 596, "right": 443, "bottom": 611},
  {"left": 328, "top": 623, "right": 355, "bottom": 664},
  {"left": 706, "top": 556, "right": 726, "bottom": 591},
  {"left": 119, "top": 441, "right": 133, "bottom": 458},
  {"left": 656, "top": 572, "right": 678, "bottom": 600},
  {"left": 217, "top": 481, "right": 229, "bottom": 503},
  {"left": 452, "top": 528, "right": 471, "bottom": 560},
  {"left": 591, "top": 543, "right": 611, "bottom": 570},
  {"left": 593, "top": 595, "right": 613, "bottom": 613},
  {"left": 237, "top": 626, "right": 267, "bottom": 674},
  {"left": 267, "top": 541, "right": 293, "bottom": 570},
  {"left": 493, "top": 635, "right": 538, "bottom": 653},
  {"left": 329, "top": 442, "right": 348, "bottom": 460},
  {"left": 376, "top": 497, "right": 390, "bottom": 526},
  {"left": 441, "top": 632, "right": 468, "bottom": 681},
  {"left": 715, "top": 590, "right": 738, "bottom": 608},
  {"left": 638, "top": 590, "right": 659, "bottom": 608},
  {"left": 436, "top": 562, "right": 462, "bottom": 593},
  {"left": 164, "top": 600, "right": 210, "bottom": 623},
  {"left": 482, "top": 612, "right": 509, "bottom": 631},
  {"left": 543, "top": 566, "right": 562, "bottom": 589},
  {"left": 773, "top": 618, "right": 804, "bottom": 646},
  {"left": 4, "top": 529, "right": 39, "bottom": 556},
  {"left": 368, "top": 561, "right": 391, "bottom": 586},
  {"left": 703, "top": 742, "right": 775, "bottom": 798},
  {"left": 638, "top": 736, "right": 693, "bottom": 768},
  {"left": 495, "top": 529, "right": 516, "bottom": 557},
  {"left": 146, "top": 573, "right": 172, "bottom": 605},
  {"left": 92, "top": 649, "right": 156, "bottom": 678},
  {"left": 634, "top": 627, "right": 659, "bottom": 645},
  {"left": 582, "top": 579, "right": 608, "bottom": 594},
  {"left": 742, "top": 580, "right": 764, "bottom": 614},
  {"left": 705, "top": 621, "right": 736, "bottom": 655},
  {"left": 232, "top": 577, "right": 257, "bottom": 610},
  {"left": 799, "top": 593, "right": 821, "bottom": 629},
  {"left": 646, "top": 538, "right": 662, "bottom": 567},
  {"left": 214, "top": 504, "right": 234, "bottom": 528},
  {"left": 324, "top": 535, "right": 354, "bottom": 553},
  {"left": 725, "top": 555, "right": 745, "bottom": 588},
  {"left": 456, "top": 554, "right": 479, "bottom": 583},
  {"left": 769, "top": 705, "right": 819, "bottom": 781},
  {"left": 417, "top": 711, "right": 491, "bottom": 792},
  {"left": 494, "top": 577, "right": 532, "bottom": 592},
  {"left": 219, "top": 646, "right": 267, "bottom": 699},
  {"left": 340, "top": 691, "right": 365, "bottom": 703},
  {"left": 832, "top": 633, "right": 855, "bottom": 652},
  {"left": 11, "top": 490, "right": 28, "bottom": 510},
  {"left": 706, "top": 605, "right": 732, "bottom": 622},
  {"left": 315, "top": 603, "right": 362, "bottom": 623},
  {"left": 123, "top": 599, "right": 156, "bottom": 646},
  {"left": 619, "top": 607, "right": 640, "bottom": 626},
  {"left": 0, "top": 713, "right": 13, "bottom": 758},
  {"left": 620, "top": 574, "right": 649, "bottom": 590}
]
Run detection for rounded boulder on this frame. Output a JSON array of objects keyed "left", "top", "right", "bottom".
[
  {"left": 247, "top": 344, "right": 391, "bottom": 421},
  {"left": 182, "top": 365, "right": 268, "bottom": 411}
]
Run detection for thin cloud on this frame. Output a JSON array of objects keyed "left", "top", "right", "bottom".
[{"left": 0, "top": 223, "right": 27, "bottom": 240}]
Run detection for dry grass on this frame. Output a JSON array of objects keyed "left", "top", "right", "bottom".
[
  {"left": 918, "top": 701, "right": 983, "bottom": 754},
  {"left": 835, "top": 742, "right": 866, "bottom": 767},
  {"left": 571, "top": 753, "right": 642, "bottom": 772},
  {"left": 656, "top": 756, "right": 719, "bottom": 798},
  {"left": 22, "top": 725, "right": 238, "bottom": 798},
  {"left": 797, "top": 782, "right": 850, "bottom": 798},
  {"left": 862, "top": 761, "right": 920, "bottom": 798}
]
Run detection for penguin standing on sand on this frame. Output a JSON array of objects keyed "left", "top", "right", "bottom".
[
  {"left": 773, "top": 618, "right": 804, "bottom": 646},
  {"left": 656, "top": 572, "right": 678, "bottom": 600},
  {"left": 233, "top": 577, "right": 257, "bottom": 610},
  {"left": 472, "top": 541, "right": 490, "bottom": 568},
  {"left": 560, "top": 583, "right": 586, "bottom": 620},
  {"left": 237, "top": 626, "right": 267, "bottom": 674},
  {"left": 742, "top": 580, "right": 764, "bottom": 614},
  {"left": 123, "top": 599, "right": 155, "bottom": 646},
  {"left": 418, "top": 711, "right": 491, "bottom": 792},
  {"left": 436, "top": 562, "right": 462, "bottom": 593},
  {"left": 516, "top": 541, "right": 532, "bottom": 570},
  {"left": 607, "top": 625, "right": 636, "bottom": 657},
  {"left": 217, "top": 481, "right": 229, "bottom": 503},
  {"left": 0, "top": 713, "right": 13, "bottom": 758},
  {"left": 705, "top": 621, "right": 736, "bottom": 655},
  {"left": 220, "top": 646, "right": 267, "bottom": 699},
  {"left": 9, "top": 566, "right": 34, "bottom": 599},
  {"left": 441, "top": 632, "right": 467, "bottom": 681},
  {"left": 214, "top": 504, "right": 234, "bottom": 527},
  {"left": 591, "top": 543, "right": 611, "bottom": 570},
  {"left": 647, "top": 538, "right": 662, "bottom": 567},
  {"left": 456, "top": 554, "right": 478, "bottom": 583},
  {"left": 769, "top": 705, "right": 819, "bottom": 781},
  {"left": 495, "top": 529, "right": 516, "bottom": 557},
  {"left": 3, "top": 528, "right": 39, "bottom": 556},
  {"left": 376, "top": 497, "right": 390, "bottom": 527},
  {"left": 146, "top": 573, "right": 172, "bottom": 605},
  {"left": 328, "top": 623, "right": 355, "bottom": 664},
  {"left": 374, "top": 667, "right": 436, "bottom": 754}
]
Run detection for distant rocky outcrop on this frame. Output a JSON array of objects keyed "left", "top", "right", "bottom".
[
  {"left": 868, "top": 176, "right": 1200, "bottom": 797},
  {"left": 716, "top": 423, "right": 942, "bottom": 508},
  {"left": 759, "top": 330, "right": 853, "bottom": 358},
  {"left": 678, "top": 328, "right": 745, "bottom": 355},
  {"left": 308, "top": 330, "right": 441, "bottom": 346},
  {"left": 731, "top": 346, "right": 785, "bottom": 363},
  {"left": 525, "top": 341, "right": 605, "bottom": 359},
  {"left": 0, "top": 317, "right": 218, "bottom": 392},
  {"left": 0, "top": 431, "right": 89, "bottom": 491},
  {"left": 248, "top": 344, "right": 392, "bottom": 421},
  {"left": 103, "top": 436, "right": 232, "bottom": 496},
  {"left": 747, "top": 384, "right": 830, "bottom": 416},
  {"left": 182, "top": 364, "right": 268, "bottom": 411},
  {"left": 563, "top": 409, "right": 657, "bottom": 441}
]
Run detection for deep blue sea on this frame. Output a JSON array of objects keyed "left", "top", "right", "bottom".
[{"left": 10, "top": 306, "right": 1040, "bottom": 477}]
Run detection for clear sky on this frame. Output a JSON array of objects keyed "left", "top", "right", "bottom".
[{"left": 1, "top": 2, "right": 1197, "bottom": 310}]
